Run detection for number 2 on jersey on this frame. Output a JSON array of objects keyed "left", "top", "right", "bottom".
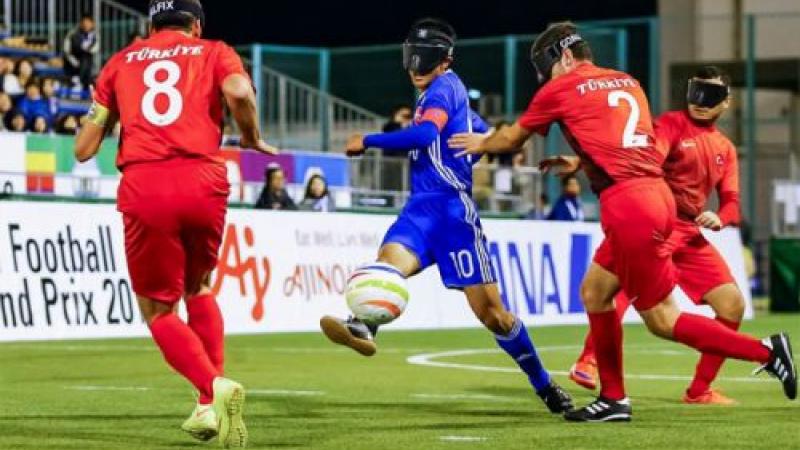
[
  {"left": 141, "top": 60, "right": 183, "bottom": 126},
  {"left": 607, "top": 90, "right": 648, "bottom": 149}
]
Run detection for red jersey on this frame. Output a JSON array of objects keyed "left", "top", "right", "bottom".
[
  {"left": 94, "top": 30, "right": 248, "bottom": 170},
  {"left": 656, "top": 110, "right": 740, "bottom": 225},
  {"left": 519, "top": 62, "right": 664, "bottom": 193}
]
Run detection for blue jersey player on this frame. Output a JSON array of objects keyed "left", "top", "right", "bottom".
[{"left": 320, "top": 18, "right": 572, "bottom": 413}]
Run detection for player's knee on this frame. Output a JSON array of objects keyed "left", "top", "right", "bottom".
[
  {"left": 478, "top": 307, "right": 513, "bottom": 335},
  {"left": 580, "top": 282, "right": 609, "bottom": 311},
  {"left": 717, "top": 292, "right": 745, "bottom": 322},
  {"left": 640, "top": 305, "right": 679, "bottom": 339}
]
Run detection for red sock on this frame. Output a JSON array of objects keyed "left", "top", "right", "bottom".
[
  {"left": 588, "top": 310, "right": 625, "bottom": 400},
  {"left": 673, "top": 313, "right": 770, "bottom": 363},
  {"left": 686, "top": 317, "right": 740, "bottom": 397},
  {"left": 150, "top": 313, "right": 218, "bottom": 403},
  {"left": 578, "top": 294, "right": 631, "bottom": 364},
  {"left": 187, "top": 293, "right": 225, "bottom": 374}
]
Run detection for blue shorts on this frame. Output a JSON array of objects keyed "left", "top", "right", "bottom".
[{"left": 382, "top": 192, "right": 496, "bottom": 289}]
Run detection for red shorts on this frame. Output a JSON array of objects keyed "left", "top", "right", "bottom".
[
  {"left": 665, "top": 219, "right": 736, "bottom": 303},
  {"left": 593, "top": 178, "right": 677, "bottom": 312},
  {"left": 117, "top": 159, "right": 229, "bottom": 303}
]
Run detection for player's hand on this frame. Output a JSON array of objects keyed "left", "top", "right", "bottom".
[
  {"left": 538, "top": 155, "right": 581, "bottom": 177},
  {"left": 449, "top": 132, "right": 486, "bottom": 157},
  {"left": 346, "top": 134, "right": 366, "bottom": 157},
  {"left": 695, "top": 211, "right": 723, "bottom": 231},
  {"left": 241, "top": 138, "right": 279, "bottom": 155}
]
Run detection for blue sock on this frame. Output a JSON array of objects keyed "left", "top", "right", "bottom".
[{"left": 495, "top": 318, "right": 551, "bottom": 392}]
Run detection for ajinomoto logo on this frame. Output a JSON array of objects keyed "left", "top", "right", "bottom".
[{"left": 211, "top": 224, "right": 271, "bottom": 321}]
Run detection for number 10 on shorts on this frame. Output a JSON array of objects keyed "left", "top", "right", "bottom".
[{"left": 449, "top": 250, "right": 475, "bottom": 279}]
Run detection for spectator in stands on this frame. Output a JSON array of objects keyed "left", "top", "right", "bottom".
[
  {"left": 255, "top": 164, "right": 298, "bottom": 210},
  {"left": 14, "top": 59, "right": 34, "bottom": 94},
  {"left": 63, "top": 14, "right": 99, "bottom": 89},
  {"left": 299, "top": 174, "right": 335, "bottom": 212},
  {"left": 0, "top": 57, "right": 21, "bottom": 95},
  {"left": 526, "top": 193, "right": 551, "bottom": 220},
  {"left": 17, "top": 81, "right": 50, "bottom": 124},
  {"left": 8, "top": 112, "right": 25, "bottom": 132},
  {"left": 56, "top": 114, "right": 79, "bottom": 135},
  {"left": 31, "top": 115, "right": 48, "bottom": 133},
  {"left": 0, "top": 92, "right": 12, "bottom": 129},
  {"left": 382, "top": 105, "right": 413, "bottom": 132},
  {"left": 547, "top": 174, "right": 584, "bottom": 221},
  {"left": 41, "top": 78, "right": 60, "bottom": 118}
]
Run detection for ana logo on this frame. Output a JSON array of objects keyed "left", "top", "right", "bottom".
[
  {"left": 211, "top": 224, "right": 271, "bottom": 321},
  {"left": 680, "top": 140, "right": 697, "bottom": 149}
]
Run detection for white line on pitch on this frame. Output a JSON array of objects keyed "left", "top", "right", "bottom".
[
  {"left": 412, "top": 393, "right": 524, "bottom": 403},
  {"left": 406, "top": 348, "right": 772, "bottom": 383},
  {"left": 67, "top": 385, "right": 152, "bottom": 391},
  {"left": 65, "top": 386, "right": 326, "bottom": 397},
  {"left": 248, "top": 389, "right": 325, "bottom": 396},
  {"left": 440, "top": 436, "right": 487, "bottom": 442}
]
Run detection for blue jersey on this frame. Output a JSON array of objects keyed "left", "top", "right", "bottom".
[{"left": 409, "top": 70, "right": 480, "bottom": 195}]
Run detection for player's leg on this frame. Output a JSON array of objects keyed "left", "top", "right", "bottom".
[
  {"left": 183, "top": 188, "right": 229, "bottom": 376},
  {"left": 569, "top": 238, "right": 631, "bottom": 391},
  {"left": 320, "top": 212, "right": 429, "bottom": 356},
  {"left": 435, "top": 194, "right": 572, "bottom": 413},
  {"left": 564, "top": 262, "right": 636, "bottom": 422},
  {"left": 637, "top": 296, "right": 795, "bottom": 400},
  {"left": 675, "top": 239, "right": 744, "bottom": 404},
  {"left": 570, "top": 292, "right": 631, "bottom": 391},
  {"left": 462, "top": 283, "right": 572, "bottom": 413},
  {"left": 179, "top": 165, "right": 246, "bottom": 448},
  {"left": 122, "top": 213, "right": 220, "bottom": 405}
]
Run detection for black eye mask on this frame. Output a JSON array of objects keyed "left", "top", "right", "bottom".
[
  {"left": 530, "top": 34, "right": 583, "bottom": 83},
  {"left": 687, "top": 79, "right": 729, "bottom": 108}
]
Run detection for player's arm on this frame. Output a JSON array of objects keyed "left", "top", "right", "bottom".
[
  {"left": 450, "top": 122, "right": 533, "bottom": 157},
  {"left": 345, "top": 108, "right": 445, "bottom": 157},
  {"left": 75, "top": 101, "right": 117, "bottom": 162},
  {"left": 451, "top": 86, "right": 559, "bottom": 157},
  {"left": 699, "top": 145, "right": 741, "bottom": 230},
  {"left": 222, "top": 74, "right": 277, "bottom": 155}
]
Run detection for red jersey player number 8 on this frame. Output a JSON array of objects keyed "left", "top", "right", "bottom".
[
  {"left": 142, "top": 60, "right": 184, "bottom": 126},
  {"left": 607, "top": 90, "right": 648, "bottom": 149}
]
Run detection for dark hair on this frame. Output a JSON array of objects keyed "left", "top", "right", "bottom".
[
  {"left": 25, "top": 80, "right": 40, "bottom": 91},
  {"left": 409, "top": 17, "right": 457, "bottom": 43},
  {"left": 80, "top": 14, "right": 94, "bottom": 22},
  {"left": 149, "top": 0, "right": 201, "bottom": 32},
  {"left": 532, "top": 21, "right": 593, "bottom": 61},
  {"left": 693, "top": 65, "right": 730, "bottom": 86},
  {"left": 561, "top": 174, "right": 579, "bottom": 187},
  {"left": 265, "top": 164, "right": 284, "bottom": 188},
  {"left": 14, "top": 58, "right": 33, "bottom": 77},
  {"left": 303, "top": 174, "right": 329, "bottom": 201}
]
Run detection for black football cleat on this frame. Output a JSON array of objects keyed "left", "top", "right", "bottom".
[
  {"left": 320, "top": 316, "right": 378, "bottom": 356},
  {"left": 564, "top": 396, "right": 632, "bottom": 422},
  {"left": 536, "top": 381, "right": 574, "bottom": 414},
  {"left": 754, "top": 333, "right": 797, "bottom": 400}
]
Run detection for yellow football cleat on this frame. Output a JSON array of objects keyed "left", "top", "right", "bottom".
[
  {"left": 181, "top": 403, "right": 218, "bottom": 441},
  {"left": 212, "top": 377, "right": 248, "bottom": 448}
]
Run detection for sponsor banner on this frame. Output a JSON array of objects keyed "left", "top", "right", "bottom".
[{"left": 0, "top": 201, "right": 752, "bottom": 341}]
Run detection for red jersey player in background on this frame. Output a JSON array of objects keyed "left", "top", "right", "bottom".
[
  {"left": 75, "top": 1, "right": 276, "bottom": 447},
  {"left": 450, "top": 22, "right": 795, "bottom": 422},
  {"left": 569, "top": 66, "right": 747, "bottom": 406}
]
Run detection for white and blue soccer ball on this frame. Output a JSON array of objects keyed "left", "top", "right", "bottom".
[{"left": 345, "top": 263, "right": 409, "bottom": 326}]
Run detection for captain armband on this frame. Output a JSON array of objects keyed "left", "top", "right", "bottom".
[{"left": 87, "top": 102, "right": 111, "bottom": 127}]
